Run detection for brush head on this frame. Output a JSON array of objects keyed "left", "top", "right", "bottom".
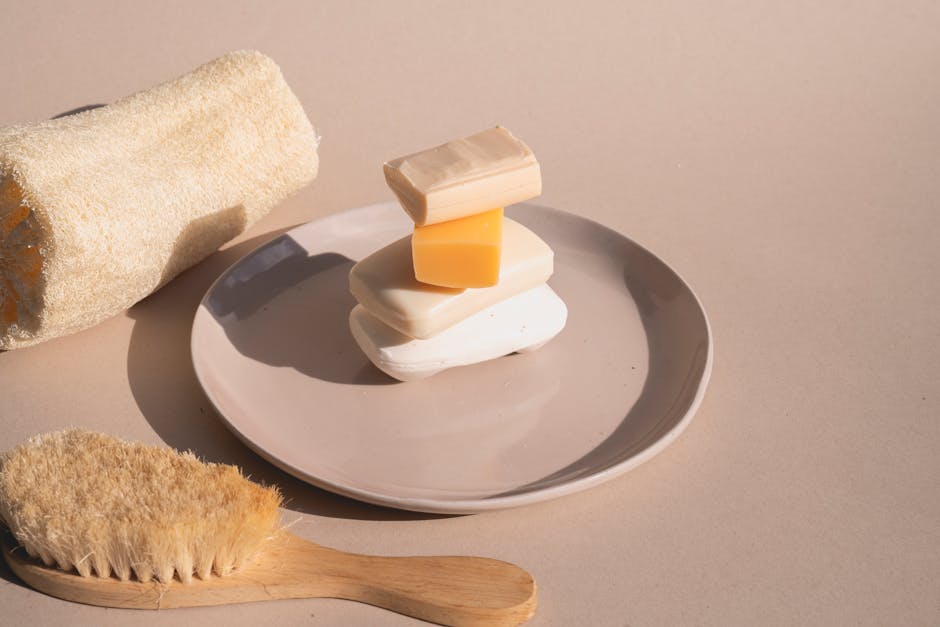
[{"left": 0, "top": 429, "right": 281, "bottom": 584}]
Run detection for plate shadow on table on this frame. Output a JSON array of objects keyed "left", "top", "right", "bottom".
[{"left": 125, "top": 225, "right": 448, "bottom": 522}]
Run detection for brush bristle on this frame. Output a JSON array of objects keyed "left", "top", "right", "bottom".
[{"left": 0, "top": 429, "right": 282, "bottom": 584}]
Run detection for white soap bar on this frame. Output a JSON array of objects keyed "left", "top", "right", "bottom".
[
  {"left": 349, "top": 284, "right": 567, "bottom": 381},
  {"left": 383, "top": 126, "right": 541, "bottom": 226},
  {"left": 349, "top": 217, "right": 553, "bottom": 339}
]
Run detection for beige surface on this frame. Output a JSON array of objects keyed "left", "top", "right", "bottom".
[{"left": 0, "top": 1, "right": 938, "bottom": 625}]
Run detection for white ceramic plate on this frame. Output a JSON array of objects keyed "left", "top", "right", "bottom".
[{"left": 191, "top": 202, "right": 712, "bottom": 514}]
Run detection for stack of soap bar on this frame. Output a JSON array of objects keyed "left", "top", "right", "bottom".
[{"left": 349, "top": 127, "right": 566, "bottom": 381}]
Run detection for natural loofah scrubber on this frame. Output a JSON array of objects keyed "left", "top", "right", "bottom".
[
  {"left": 0, "top": 50, "right": 319, "bottom": 349},
  {"left": 0, "top": 429, "right": 281, "bottom": 584}
]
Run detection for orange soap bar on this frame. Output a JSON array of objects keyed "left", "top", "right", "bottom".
[{"left": 412, "top": 208, "right": 503, "bottom": 288}]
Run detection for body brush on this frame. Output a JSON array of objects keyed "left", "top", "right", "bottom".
[{"left": 0, "top": 430, "right": 536, "bottom": 626}]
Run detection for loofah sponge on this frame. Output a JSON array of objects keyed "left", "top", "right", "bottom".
[
  {"left": 0, "top": 429, "right": 282, "bottom": 584},
  {"left": 0, "top": 50, "right": 319, "bottom": 349}
]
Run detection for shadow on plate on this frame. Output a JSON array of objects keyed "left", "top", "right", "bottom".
[
  {"left": 126, "top": 226, "right": 448, "bottom": 522},
  {"left": 202, "top": 234, "right": 393, "bottom": 386}
]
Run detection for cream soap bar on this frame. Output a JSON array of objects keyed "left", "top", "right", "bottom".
[
  {"left": 349, "top": 218, "right": 553, "bottom": 339},
  {"left": 350, "top": 284, "right": 567, "bottom": 381},
  {"left": 383, "top": 127, "right": 541, "bottom": 226}
]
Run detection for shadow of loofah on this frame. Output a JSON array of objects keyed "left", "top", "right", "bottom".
[
  {"left": 125, "top": 225, "right": 449, "bottom": 522},
  {"left": 51, "top": 104, "right": 107, "bottom": 119}
]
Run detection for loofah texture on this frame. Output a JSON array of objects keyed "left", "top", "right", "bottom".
[
  {"left": 0, "top": 50, "right": 319, "bottom": 349},
  {"left": 0, "top": 429, "right": 282, "bottom": 584}
]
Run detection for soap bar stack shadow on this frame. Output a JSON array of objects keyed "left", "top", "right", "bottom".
[
  {"left": 0, "top": 50, "right": 319, "bottom": 349},
  {"left": 349, "top": 127, "right": 567, "bottom": 381}
]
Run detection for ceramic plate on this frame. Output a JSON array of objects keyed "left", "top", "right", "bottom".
[{"left": 191, "top": 202, "right": 712, "bottom": 514}]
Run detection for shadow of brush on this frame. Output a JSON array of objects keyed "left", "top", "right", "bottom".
[{"left": 0, "top": 527, "right": 21, "bottom": 587}]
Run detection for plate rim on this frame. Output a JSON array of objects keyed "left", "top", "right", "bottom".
[{"left": 191, "top": 201, "right": 714, "bottom": 514}]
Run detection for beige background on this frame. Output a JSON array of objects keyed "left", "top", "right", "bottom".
[{"left": 1, "top": 1, "right": 938, "bottom": 625}]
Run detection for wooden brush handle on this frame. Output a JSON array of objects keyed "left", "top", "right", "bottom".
[
  {"left": 3, "top": 530, "right": 536, "bottom": 626},
  {"left": 285, "top": 535, "right": 537, "bottom": 626}
]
